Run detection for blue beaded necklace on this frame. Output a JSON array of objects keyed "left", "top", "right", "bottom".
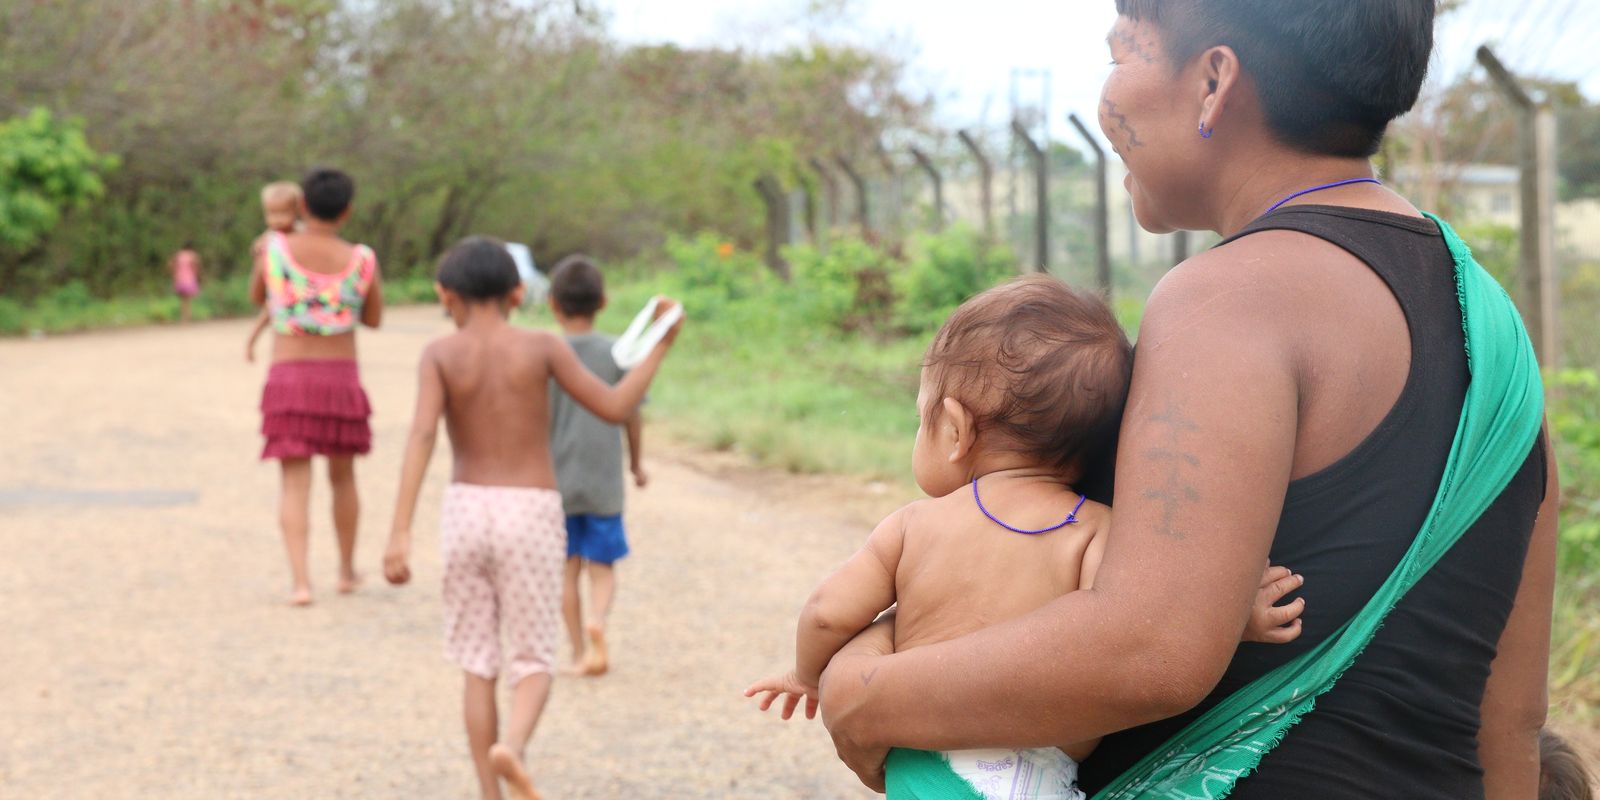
[{"left": 971, "top": 478, "right": 1088, "bottom": 535}]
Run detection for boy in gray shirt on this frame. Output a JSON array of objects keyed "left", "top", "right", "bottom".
[{"left": 547, "top": 255, "right": 647, "bottom": 677}]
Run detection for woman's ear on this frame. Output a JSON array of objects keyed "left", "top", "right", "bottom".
[
  {"left": 941, "top": 397, "right": 977, "bottom": 464},
  {"left": 1198, "top": 45, "right": 1243, "bottom": 135}
]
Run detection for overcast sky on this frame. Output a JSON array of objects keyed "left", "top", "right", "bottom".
[{"left": 606, "top": 0, "right": 1600, "bottom": 152}]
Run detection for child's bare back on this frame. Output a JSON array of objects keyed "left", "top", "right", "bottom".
[
  {"left": 426, "top": 325, "right": 570, "bottom": 489},
  {"left": 888, "top": 485, "right": 1107, "bottom": 655}
]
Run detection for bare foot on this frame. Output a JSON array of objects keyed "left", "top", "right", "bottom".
[
  {"left": 489, "top": 743, "right": 541, "bottom": 800},
  {"left": 337, "top": 572, "right": 362, "bottom": 595},
  {"left": 289, "top": 587, "right": 313, "bottom": 607},
  {"left": 559, "top": 657, "right": 588, "bottom": 677},
  {"left": 582, "top": 625, "right": 609, "bottom": 676}
]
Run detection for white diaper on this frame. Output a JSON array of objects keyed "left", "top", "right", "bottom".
[{"left": 941, "top": 748, "right": 1086, "bottom": 800}]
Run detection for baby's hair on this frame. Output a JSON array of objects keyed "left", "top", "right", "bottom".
[
  {"left": 300, "top": 167, "right": 355, "bottom": 221},
  {"left": 436, "top": 236, "right": 521, "bottom": 302},
  {"left": 260, "top": 181, "right": 302, "bottom": 209},
  {"left": 924, "top": 275, "right": 1133, "bottom": 479},
  {"left": 549, "top": 254, "right": 605, "bottom": 318},
  {"left": 1541, "top": 729, "right": 1594, "bottom": 800}
]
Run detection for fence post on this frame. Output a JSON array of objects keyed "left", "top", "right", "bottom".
[
  {"left": 958, "top": 129, "right": 995, "bottom": 241},
  {"left": 1011, "top": 118, "right": 1048, "bottom": 273},
  {"left": 1478, "top": 45, "right": 1561, "bottom": 366},
  {"left": 809, "top": 157, "right": 841, "bottom": 229},
  {"left": 910, "top": 146, "right": 945, "bottom": 232},
  {"left": 794, "top": 165, "right": 819, "bottom": 246},
  {"left": 753, "top": 173, "right": 791, "bottom": 279},
  {"left": 836, "top": 155, "right": 871, "bottom": 237},
  {"left": 1068, "top": 112, "right": 1111, "bottom": 298}
]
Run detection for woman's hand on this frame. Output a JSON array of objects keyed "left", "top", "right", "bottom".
[{"left": 820, "top": 613, "right": 897, "bottom": 792}]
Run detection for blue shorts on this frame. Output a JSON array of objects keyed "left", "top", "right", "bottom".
[{"left": 565, "top": 514, "right": 629, "bottom": 564}]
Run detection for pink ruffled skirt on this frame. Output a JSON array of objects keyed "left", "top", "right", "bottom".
[{"left": 260, "top": 360, "right": 372, "bottom": 460}]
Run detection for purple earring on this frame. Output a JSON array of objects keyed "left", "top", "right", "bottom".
[{"left": 1199, "top": 121, "right": 1214, "bottom": 139}]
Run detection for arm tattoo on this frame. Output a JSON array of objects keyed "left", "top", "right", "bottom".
[
  {"left": 1140, "top": 402, "right": 1201, "bottom": 539},
  {"left": 1114, "top": 29, "right": 1158, "bottom": 65},
  {"left": 1101, "top": 98, "right": 1145, "bottom": 151}
]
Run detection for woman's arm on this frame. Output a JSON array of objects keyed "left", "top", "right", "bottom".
[
  {"left": 361, "top": 254, "right": 384, "bottom": 329},
  {"left": 821, "top": 253, "right": 1299, "bottom": 782},
  {"left": 1479, "top": 428, "right": 1558, "bottom": 799},
  {"left": 383, "top": 346, "right": 446, "bottom": 585},
  {"left": 547, "top": 305, "right": 681, "bottom": 424}
]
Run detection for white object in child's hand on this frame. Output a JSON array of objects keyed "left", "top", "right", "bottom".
[
  {"left": 611, "top": 297, "right": 684, "bottom": 369},
  {"left": 505, "top": 242, "right": 547, "bottom": 307}
]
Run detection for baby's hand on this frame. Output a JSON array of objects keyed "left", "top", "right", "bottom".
[
  {"left": 744, "top": 669, "right": 818, "bottom": 721},
  {"left": 1244, "top": 563, "right": 1305, "bottom": 644}
]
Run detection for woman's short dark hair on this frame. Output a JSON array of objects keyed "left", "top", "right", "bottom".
[
  {"left": 549, "top": 255, "right": 605, "bottom": 318},
  {"left": 437, "top": 236, "right": 521, "bottom": 301},
  {"left": 300, "top": 167, "right": 356, "bottom": 221},
  {"left": 1116, "top": 0, "right": 1435, "bottom": 157}
]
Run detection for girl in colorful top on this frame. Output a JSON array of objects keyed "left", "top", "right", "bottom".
[
  {"left": 248, "top": 167, "right": 383, "bottom": 607},
  {"left": 745, "top": 277, "right": 1306, "bottom": 799},
  {"left": 169, "top": 243, "right": 201, "bottom": 323}
]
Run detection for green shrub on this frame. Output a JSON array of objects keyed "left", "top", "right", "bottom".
[
  {"left": 1549, "top": 368, "right": 1600, "bottom": 576},
  {"left": 784, "top": 235, "right": 892, "bottom": 331},
  {"left": 893, "top": 225, "right": 1016, "bottom": 333}
]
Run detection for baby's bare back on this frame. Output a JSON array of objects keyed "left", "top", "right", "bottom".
[
  {"left": 433, "top": 326, "right": 561, "bottom": 489},
  {"left": 892, "top": 488, "right": 1108, "bottom": 653}
]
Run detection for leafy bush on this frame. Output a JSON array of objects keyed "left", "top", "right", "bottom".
[
  {"left": 0, "top": 108, "right": 118, "bottom": 253},
  {"left": 894, "top": 225, "right": 1016, "bottom": 333},
  {"left": 1548, "top": 368, "right": 1600, "bottom": 576},
  {"left": 785, "top": 235, "right": 893, "bottom": 331}
]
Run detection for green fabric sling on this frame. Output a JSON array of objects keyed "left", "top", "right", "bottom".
[{"left": 884, "top": 215, "right": 1545, "bottom": 800}]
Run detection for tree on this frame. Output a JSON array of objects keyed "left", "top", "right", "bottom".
[{"left": 0, "top": 107, "right": 116, "bottom": 253}]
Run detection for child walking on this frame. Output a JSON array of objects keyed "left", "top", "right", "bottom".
[
  {"left": 170, "top": 242, "right": 202, "bottom": 323},
  {"left": 545, "top": 255, "right": 647, "bottom": 677},
  {"left": 746, "top": 276, "right": 1305, "bottom": 799},
  {"left": 246, "top": 181, "right": 303, "bottom": 363},
  {"left": 248, "top": 167, "right": 383, "bottom": 606},
  {"left": 383, "top": 238, "right": 680, "bottom": 800}
]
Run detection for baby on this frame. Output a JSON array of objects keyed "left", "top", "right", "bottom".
[
  {"left": 245, "top": 181, "right": 302, "bottom": 362},
  {"left": 747, "top": 276, "right": 1305, "bottom": 799}
]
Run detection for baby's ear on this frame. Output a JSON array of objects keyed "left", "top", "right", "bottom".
[{"left": 941, "top": 397, "right": 977, "bottom": 463}]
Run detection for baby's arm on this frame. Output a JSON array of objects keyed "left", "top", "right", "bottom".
[
  {"left": 245, "top": 310, "right": 271, "bottom": 363},
  {"left": 546, "top": 300, "right": 681, "bottom": 423},
  {"left": 384, "top": 345, "right": 447, "bottom": 585},
  {"left": 746, "top": 508, "right": 906, "bottom": 720}
]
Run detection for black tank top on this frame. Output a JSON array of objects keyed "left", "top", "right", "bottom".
[{"left": 1079, "top": 206, "right": 1548, "bottom": 798}]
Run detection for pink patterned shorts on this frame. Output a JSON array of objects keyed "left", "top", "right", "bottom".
[{"left": 440, "top": 484, "right": 566, "bottom": 686}]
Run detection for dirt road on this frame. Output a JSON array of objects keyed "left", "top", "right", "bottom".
[{"left": 0, "top": 308, "right": 899, "bottom": 798}]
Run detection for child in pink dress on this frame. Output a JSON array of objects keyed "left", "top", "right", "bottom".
[
  {"left": 170, "top": 244, "right": 201, "bottom": 323},
  {"left": 384, "top": 237, "right": 680, "bottom": 800}
]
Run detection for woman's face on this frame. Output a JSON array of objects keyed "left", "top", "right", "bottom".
[{"left": 1099, "top": 16, "right": 1206, "bottom": 234}]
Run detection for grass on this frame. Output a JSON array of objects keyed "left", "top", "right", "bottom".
[{"left": 568, "top": 275, "right": 927, "bottom": 482}]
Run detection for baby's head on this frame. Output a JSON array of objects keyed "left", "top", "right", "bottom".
[
  {"left": 435, "top": 236, "right": 525, "bottom": 323},
  {"left": 547, "top": 255, "right": 606, "bottom": 321},
  {"left": 914, "top": 275, "right": 1133, "bottom": 498},
  {"left": 260, "top": 181, "right": 302, "bottom": 233}
]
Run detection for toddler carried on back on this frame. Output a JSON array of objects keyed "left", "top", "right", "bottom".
[{"left": 747, "top": 276, "right": 1306, "bottom": 799}]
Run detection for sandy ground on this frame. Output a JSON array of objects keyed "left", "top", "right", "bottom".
[
  {"left": 0, "top": 307, "right": 900, "bottom": 798},
  {"left": 4, "top": 308, "right": 1597, "bottom": 798}
]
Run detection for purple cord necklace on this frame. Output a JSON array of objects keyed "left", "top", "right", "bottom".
[
  {"left": 1265, "top": 177, "right": 1382, "bottom": 215},
  {"left": 972, "top": 478, "right": 1087, "bottom": 535}
]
